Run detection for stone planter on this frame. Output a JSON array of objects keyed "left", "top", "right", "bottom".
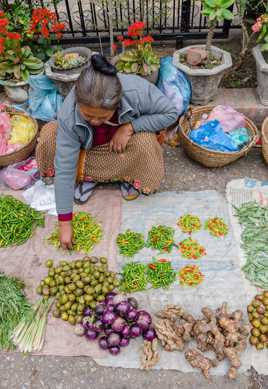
[
  {"left": 252, "top": 45, "right": 268, "bottom": 106},
  {"left": 111, "top": 56, "right": 159, "bottom": 84},
  {"left": 173, "top": 45, "right": 232, "bottom": 105},
  {"left": 45, "top": 47, "right": 92, "bottom": 97},
  {"left": 0, "top": 79, "right": 29, "bottom": 103}
]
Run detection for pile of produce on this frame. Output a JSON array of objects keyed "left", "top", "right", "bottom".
[
  {"left": 205, "top": 217, "right": 228, "bottom": 237},
  {"left": 48, "top": 212, "right": 102, "bottom": 253},
  {"left": 0, "top": 108, "right": 37, "bottom": 155},
  {"left": 177, "top": 214, "right": 201, "bottom": 234},
  {"left": 247, "top": 291, "right": 268, "bottom": 350},
  {"left": 178, "top": 265, "right": 204, "bottom": 287},
  {"left": 53, "top": 51, "right": 87, "bottom": 70},
  {"left": 0, "top": 195, "right": 44, "bottom": 247},
  {"left": 37, "top": 257, "right": 119, "bottom": 324},
  {"left": 147, "top": 259, "right": 176, "bottom": 289},
  {"left": 12, "top": 297, "right": 53, "bottom": 353},
  {"left": 0, "top": 273, "right": 31, "bottom": 350},
  {"left": 74, "top": 293, "right": 156, "bottom": 356},
  {"left": 234, "top": 202, "right": 268, "bottom": 289},
  {"left": 151, "top": 303, "right": 249, "bottom": 380},
  {"left": 178, "top": 238, "right": 206, "bottom": 259},
  {"left": 120, "top": 259, "right": 176, "bottom": 292},
  {"left": 116, "top": 229, "right": 145, "bottom": 257},
  {"left": 147, "top": 225, "right": 175, "bottom": 252}
]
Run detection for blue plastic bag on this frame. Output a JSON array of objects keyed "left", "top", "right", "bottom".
[
  {"left": 157, "top": 56, "right": 191, "bottom": 116},
  {"left": 28, "top": 75, "right": 63, "bottom": 122},
  {"left": 190, "top": 120, "right": 239, "bottom": 152},
  {"left": 229, "top": 128, "right": 250, "bottom": 149}
]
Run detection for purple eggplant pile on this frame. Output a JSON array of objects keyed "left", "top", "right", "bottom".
[{"left": 74, "top": 293, "right": 156, "bottom": 355}]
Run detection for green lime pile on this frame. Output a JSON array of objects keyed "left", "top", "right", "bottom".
[{"left": 37, "top": 257, "right": 119, "bottom": 325}]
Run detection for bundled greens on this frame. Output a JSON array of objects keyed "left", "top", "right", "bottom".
[
  {"left": 0, "top": 273, "right": 31, "bottom": 350},
  {"left": 0, "top": 195, "right": 45, "bottom": 247},
  {"left": 12, "top": 297, "right": 53, "bottom": 353},
  {"left": 234, "top": 202, "right": 268, "bottom": 289}
]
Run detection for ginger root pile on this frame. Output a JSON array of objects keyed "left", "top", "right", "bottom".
[
  {"left": 141, "top": 303, "right": 249, "bottom": 380},
  {"left": 141, "top": 339, "right": 159, "bottom": 370}
]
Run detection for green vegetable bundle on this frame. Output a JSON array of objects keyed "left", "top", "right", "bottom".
[
  {"left": 0, "top": 273, "right": 31, "bottom": 350},
  {"left": 147, "top": 225, "right": 175, "bottom": 252},
  {"left": 48, "top": 211, "right": 102, "bottom": 253},
  {"left": 116, "top": 229, "right": 145, "bottom": 257},
  {"left": 234, "top": 202, "right": 268, "bottom": 289},
  {"left": 0, "top": 195, "right": 44, "bottom": 247},
  {"left": 120, "top": 262, "right": 147, "bottom": 293},
  {"left": 147, "top": 260, "right": 176, "bottom": 288}
]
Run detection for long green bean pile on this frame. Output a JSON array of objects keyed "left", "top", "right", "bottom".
[
  {"left": 234, "top": 202, "right": 268, "bottom": 289},
  {"left": 0, "top": 273, "right": 32, "bottom": 350},
  {"left": 120, "top": 262, "right": 148, "bottom": 293},
  {"left": 147, "top": 259, "right": 176, "bottom": 288},
  {"left": 48, "top": 211, "right": 102, "bottom": 253},
  {"left": 147, "top": 225, "right": 175, "bottom": 252},
  {"left": 0, "top": 195, "right": 44, "bottom": 247}
]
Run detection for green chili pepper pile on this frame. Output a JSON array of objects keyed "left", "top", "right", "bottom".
[
  {"left": 0, "top": 195, "right": 44, "bottom": 247},
  {"left": 178, "top": 265, "right": 204, "bottom": 287},
  {"left": 234, "top": 202, "right": 268, "bottom": 289},
  {"left": 205, "top": 217, "right": 228, "bottom": 237},
  {"left": 48, "top": 211, "right": 102, "bottom": 253},
  {"left": 177, "top": 214, "right": 201, "bottom": 234},
  {"left": 120, "top": 262, "right": 148, "bottom": 293},
  {"left": 147, "top": 259, "right": 176, "bottom": 289},
  {"left": 116, "top": 229, "right": 145, "bottom": 257},
  {"left": 147, "top": 225, "right": 175, "bottom": 252},
  {"left": 178, "top": 238, "right": 206, "bottom": 259}
]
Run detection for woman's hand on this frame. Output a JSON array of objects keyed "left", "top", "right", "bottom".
[
  {"left": 59, "top": 221, "right": 73, "bottom": 250},
  {"left": 110, "top": 123, "right": 134, "bottom": 153}
]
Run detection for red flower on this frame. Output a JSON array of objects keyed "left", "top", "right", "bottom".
[
  {"left": 0, "top": 11, "right": 5, "bottom": 17},
  {"left": 141, "top": 35, "right": 154, "bottom": 44},
  {"left": 0, "top": 18, "right": 8, "bottom": 33},
  {"left": 41, "top": 23, "right": 49, "bottom": 38},
  {"left": 128, "top": 21, "right": 145, "bottom": 37},
  {"left": 117, "top": 35, "right": 124, "bottom": 41},
  {"left": 0, "top": 37, "right": 4, "bottom": 54},
  {"left": 50, "top": 22, "right": 65, "bottom": 32},
  {"left": 122, "top": 39, "right": 134, "bottom": 47},
  {"left": 6, "top": 32, "right": 21, "bottom": 40}
]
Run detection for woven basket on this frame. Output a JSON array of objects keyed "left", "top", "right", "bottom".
[
  {"left": 261, "top": 117, "right": 268, "bottom": 164},
  {"left": 179, "top": 106, "right": 258, "bottom": 168},
  {"left": 0, "top": 110, "right": 38, "bottom": 167}
]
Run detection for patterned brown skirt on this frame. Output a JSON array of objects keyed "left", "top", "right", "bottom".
[{"left": 36, "top": 121, "right": 165, "bottom": 194}]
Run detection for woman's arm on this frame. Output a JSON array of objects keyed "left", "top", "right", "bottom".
[
  {"left": 55, "top": 118, "right": 81, "bottom": 218},
  {"left": 131, "top": 80, "right": 179, "bottom": 133}
]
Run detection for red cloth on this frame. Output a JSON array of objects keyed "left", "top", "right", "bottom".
[{"left": 92, "top": 111, "right": 119, "bottom": 147}]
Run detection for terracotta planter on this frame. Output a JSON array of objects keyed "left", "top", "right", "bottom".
[
  {"left": 173, "top": 45, "right": 232, "bottom": 105},
  {"left": 111, "top": 56, "right": 159, "bottom": 84},
  {"left": 45, "top": 47, "right": 92, "bottom": 97},
  {"left": 252, "top": 45, "right": 268, "bottom": 106}
]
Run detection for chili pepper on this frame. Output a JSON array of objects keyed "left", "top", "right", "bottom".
[
  {"left": 178, "top": 238, "right": 206, "bottom": 259},
  {"left": 0, "top": 195, "right": 44, "bottom": 247},
  {"left": 116, "top": 229, "right": 145, "bottom": 257},
  {"left": 120, "top": 262, "right": 147, "bottom": 293},
  {"left": 205, "top": 217, "right": 228, "bottom": 237},
  {"left": 48, "top": 211, "right": 102, "bottom": 253},
  {"left": 177, "top": 214, "right": 201, "bottom": 234},
  {"left": 146, "top": 260, "right": 176, "bottom": 289},
  {"left": 147, "top": 225, "right": 175, "bottom": 252},
  {"left": 178, "top": 265, "right": 204, "bottom": 287}
]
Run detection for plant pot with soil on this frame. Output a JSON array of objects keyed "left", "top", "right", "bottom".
[
  {"left": 112, "top": 22, "right": 160, "bottom": 84},
  {"left": 252, "top": 14, "right": 268, "bottom": 106},
  {"left": 45, "top": 47, "right": 92, "bottom": 97},
  {"left": 173, "top": 0, "right": 234, "bottom": 105}
]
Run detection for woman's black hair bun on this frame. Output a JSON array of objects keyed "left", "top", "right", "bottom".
[{"left": 91, "top": 54, "right": 117, "bottom": 76}]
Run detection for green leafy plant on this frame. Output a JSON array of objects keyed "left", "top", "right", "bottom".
[
  {"left": 114, "top": 21, "right": 160, "bottom": 77},
  {"left": 202, "top": 0, "right": 235, "bottom": 52}
]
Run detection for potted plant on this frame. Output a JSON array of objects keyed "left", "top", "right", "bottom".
[
  {"left": 252, "top": 13, "right": 268, "bottom": 105},
  {"left": 0, "top": 12, "right": 43, "bottom": 102},
  {"left": 112, "top": 21, "right": 160, "bottom": 84},
  {"left": 173, "top": 0, "right": 234, "bottom": 105}
]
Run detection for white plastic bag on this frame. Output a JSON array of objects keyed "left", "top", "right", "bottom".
[{"left": 23, "top": 180, "right": 57, "bottom": 215}]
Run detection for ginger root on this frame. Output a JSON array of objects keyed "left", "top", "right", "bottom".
[
  {"left": 141, "top": 339, "right": 159, "bottom": 370},
  {"left": 185, "top": 348, "right": 218, "bottom": 379}
]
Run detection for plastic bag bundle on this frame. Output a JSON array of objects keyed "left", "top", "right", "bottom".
[
  {"left": 189, "top": 120, "right": 239, "bottom": 152},
  {"left": 205, "top": 105, "right": 245, "bottom": 133},
  {"left": 28, "top": 74, "right": 63, "bottom": 122},
  {"left": 157, "top": 56, "right": 191, "bottom": 116},
  {"left": 0, "top": 157, "right": 39, "bottom": 190}
]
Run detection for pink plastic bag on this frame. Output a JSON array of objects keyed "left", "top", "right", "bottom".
[
  {"left": 204, "top": 105, "right": 246, "bottom": 133},
  {"left": 0, "top": 158, "right": 39, "bottom": 190}
]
